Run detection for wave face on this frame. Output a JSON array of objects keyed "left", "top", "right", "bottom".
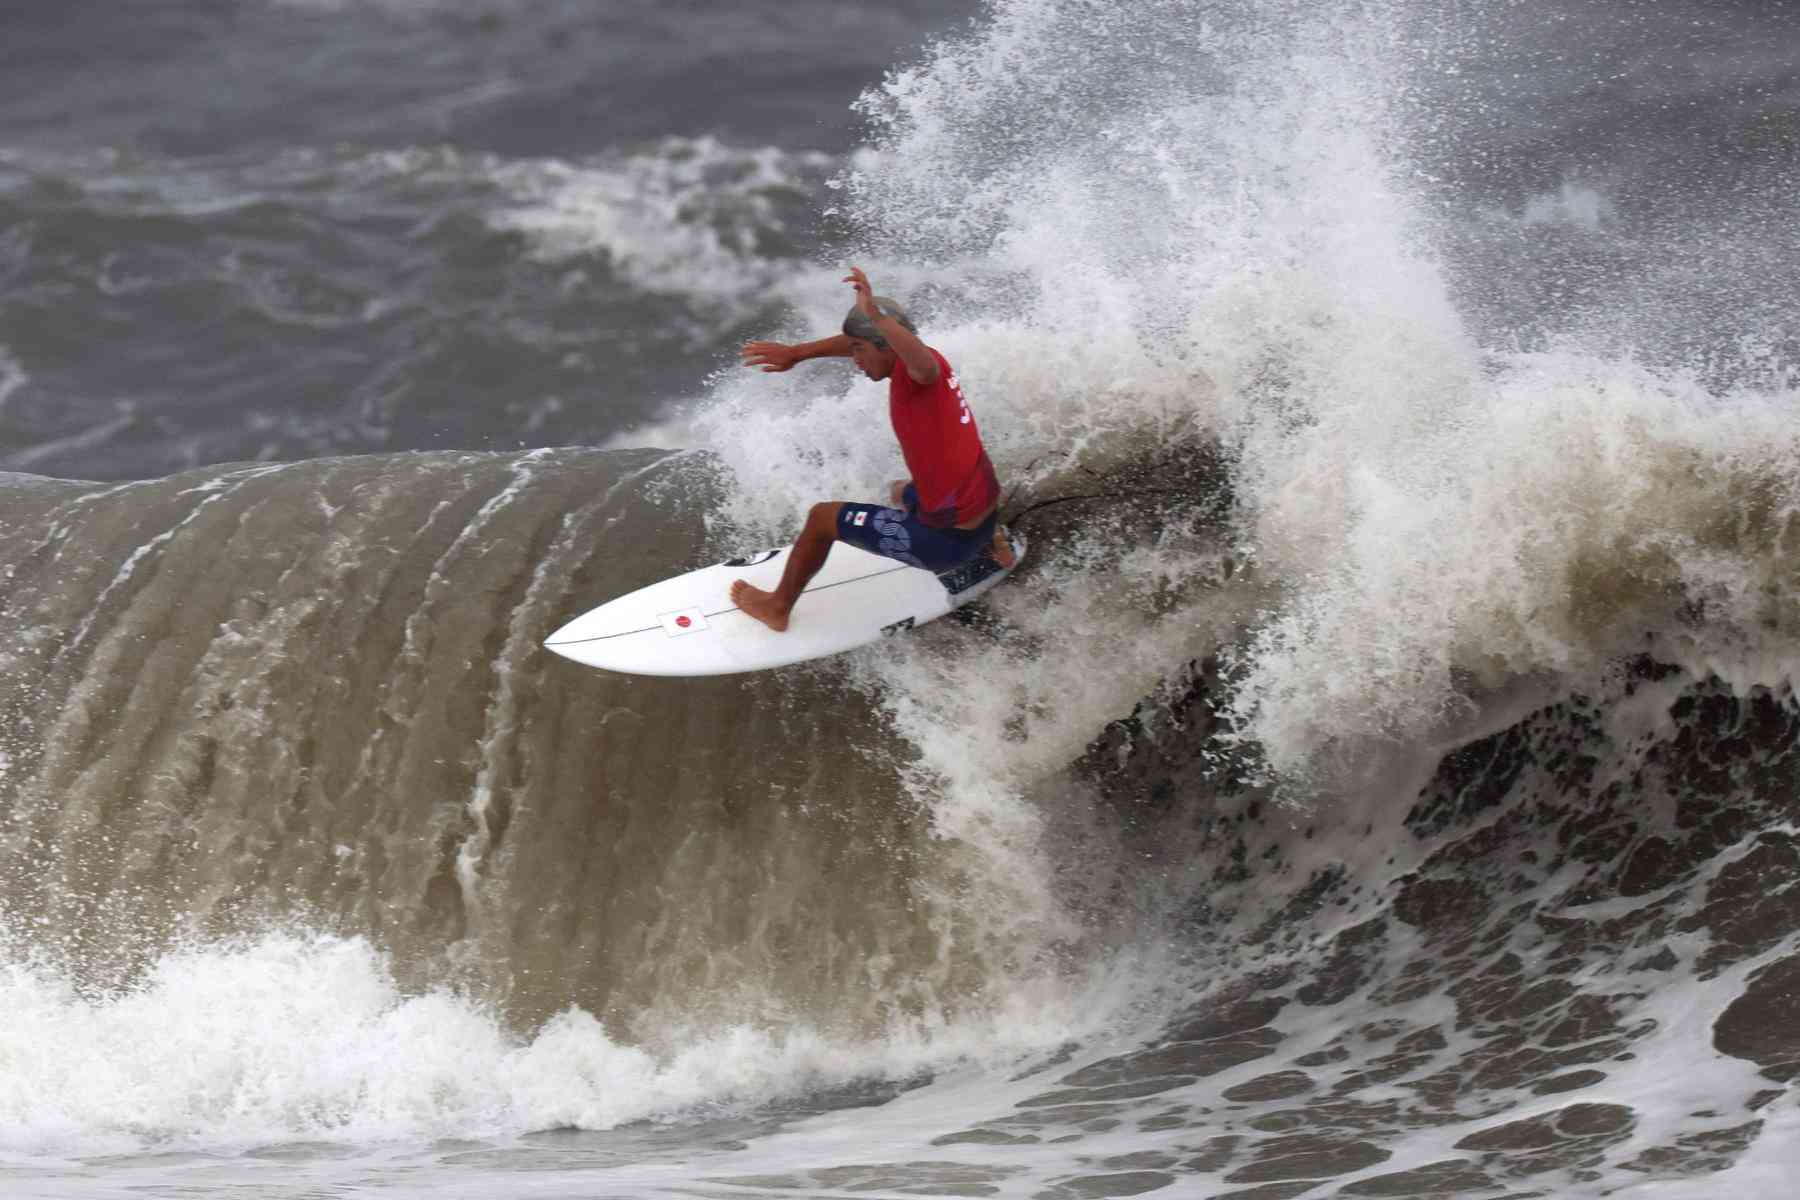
[
  {"left": 4, "top": 0, "right": 1800, "bottom": 1195},
  {"left": 0, "top": 451, "right": 1024, "bottom": 1032},
  {"left": 0, "top": 450, "right": 1127, "bottom": 1163}
]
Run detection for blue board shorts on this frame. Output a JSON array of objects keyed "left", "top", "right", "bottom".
[{"left": 836, "top": 484, "right": 998, "bottom": 573}]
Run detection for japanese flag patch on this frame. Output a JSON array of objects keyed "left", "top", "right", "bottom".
[{"left": 657, "top": 608, "right": 710, "bottom": 637}]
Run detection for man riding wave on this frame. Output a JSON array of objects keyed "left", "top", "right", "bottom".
[{"left": 731, "top": 267, "right": 1015, "bottom": 632}]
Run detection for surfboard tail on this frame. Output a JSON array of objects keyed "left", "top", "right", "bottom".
[{"left": 936, "top": 530, "right": 1025, "bottom": 601}]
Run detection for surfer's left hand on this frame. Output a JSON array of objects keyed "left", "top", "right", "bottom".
[{"left": 843, "top": 266, "right": 877, "bottom": 318}]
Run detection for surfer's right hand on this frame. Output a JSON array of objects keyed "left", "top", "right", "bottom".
[{"left": 741, "top": 341, "right": 800, "bottom": 373}]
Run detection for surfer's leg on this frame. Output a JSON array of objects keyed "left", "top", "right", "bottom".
[
  {"left": 731, "top": 502, "right": 844, "bottom": 632},
  {"left": 839, "top": 497, "right": 1004, "bottom": 574}
]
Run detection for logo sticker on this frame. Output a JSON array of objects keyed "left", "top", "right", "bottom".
[
  {"left": 658, "top": 608, "right": 709, "bottom": 637},
  {"left": 852, "top": 511, "right": 869, "bottom": 527}
]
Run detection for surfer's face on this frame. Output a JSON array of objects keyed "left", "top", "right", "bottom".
[{"left": 847, "top": 337, "right": 895, "bottom": 381}]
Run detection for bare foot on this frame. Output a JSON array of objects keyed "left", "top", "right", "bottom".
[
  {"left": 731, "top": 578, "right": 791, "bottom": 632},
  {"left": 990, "top": 526, "right": 1017, "bottom": 570}
]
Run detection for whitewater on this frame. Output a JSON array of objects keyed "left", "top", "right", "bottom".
[{"left": 2, "top": 0, "right": 1799, "bottom": 1196}]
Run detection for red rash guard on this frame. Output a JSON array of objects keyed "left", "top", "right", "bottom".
[{"left": 888, "top": 348, "right": 1001, "bottom": 528}]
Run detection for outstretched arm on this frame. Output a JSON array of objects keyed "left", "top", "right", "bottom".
[
  {"left": 845, "top": 266, "right": 939, "bottom": 385},
  {"left": 740, "top": 334, "right": 853, "bottom": 373}
]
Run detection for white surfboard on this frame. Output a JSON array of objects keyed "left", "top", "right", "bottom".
[{"left": 544, "top": 533, "right": 1025, "bottom": 677}]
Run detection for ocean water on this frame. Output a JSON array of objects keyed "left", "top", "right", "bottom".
[{"left": 2, "top": 0, "right": 1799, "bottom": 1197}]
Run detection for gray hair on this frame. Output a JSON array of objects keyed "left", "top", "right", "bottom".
[{"left": 842, "top": 297, "right": 916, "bottom": 348}]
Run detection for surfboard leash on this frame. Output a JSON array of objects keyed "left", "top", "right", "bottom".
[{"left": 1001, "top": 462, "right": 1190, "bottom": 531}]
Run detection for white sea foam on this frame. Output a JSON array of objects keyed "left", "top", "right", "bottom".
[
  {"left": 484, "top": 138, "right": 833, "bottom": 328},
  {"left": 0, "top": 929, "right": 1135, "bottom": 1158},
  {"left": 0, "top": 344, "right": 28, "bottom": 415},
  {"left": 0, "top": 345, "right": 27, "bottom": 415},
  {"left": 318, "top": 138, "right": 832, "bottom": 340},
  {"left": 1232, "top": 349, "right": 1800, "bottom": 772},
  {"left": 696, "top": 0, "right": 1800, "bottom": 777}
]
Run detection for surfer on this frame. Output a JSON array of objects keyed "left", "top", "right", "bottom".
[{"left": 730, "top": 267, "right": 1014, "bottom": 632}]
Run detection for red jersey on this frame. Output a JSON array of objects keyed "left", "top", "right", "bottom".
[{"left": 888, "top": 348, "right": 1001, "bottom": 528}]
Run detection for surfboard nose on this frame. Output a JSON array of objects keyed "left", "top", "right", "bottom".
[{"left": 543, "top": 614, "right": 581, "bottom": 647}]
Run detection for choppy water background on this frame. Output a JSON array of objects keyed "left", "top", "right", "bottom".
[
  {"left": 0, "top": 0, "right": 972, "bottom": 477},
  {"left": 2, "top": 1, "right": 1800, "bottom": 1197}
]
